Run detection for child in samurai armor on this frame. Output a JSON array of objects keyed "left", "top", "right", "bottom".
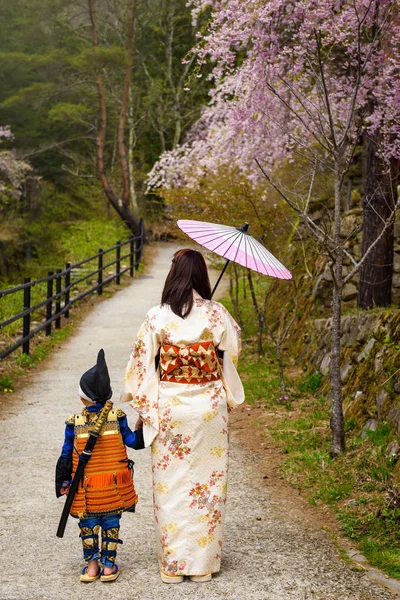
[{"left": 55, "top": 349, "right": 144, "bottom": 583}]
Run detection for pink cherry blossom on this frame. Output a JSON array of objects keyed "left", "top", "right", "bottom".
[
  {"left": 0, "top": 126, "right": 13, "bottom": 141},
  {"left": 149, "top": 1, "right": 400, "bottom": 189}
]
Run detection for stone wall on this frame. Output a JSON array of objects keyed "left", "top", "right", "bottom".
[
  {"left": 298, "top": 309, "right": 400, "bottom": 432},
  {"left": 306, "top": 209, "right": 400, "bottom": 305}
]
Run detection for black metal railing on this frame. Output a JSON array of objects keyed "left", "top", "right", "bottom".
[{"left": 0, "top": 218, "right": 144, "bottom": 360}]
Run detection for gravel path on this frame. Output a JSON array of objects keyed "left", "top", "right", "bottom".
[{"left": 0, "top": 243, "right": 397, "bottom": 600}]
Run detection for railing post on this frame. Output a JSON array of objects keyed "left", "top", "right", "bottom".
[
  {"left": 116, "top": 240, "right": 121, "bottom": 285},
  {"left": 46, "top": 271, "right": 53, "bottom": 336},
  {"left": 65, "top": 263, "right": 71, "bottom": 318},
  {"left": 134, "top": 231, "right": 141, "bottom": 270},
  {"left": 22, "top": 277, "right": 31, "bottom": 355},
  {"left": 130, "top": 237, "right": 134, "bottom": 277},
  {"left": 98, "top": 249, "right": 103, "bottom": 295},
  {"left": 55, "top": 269, "right": 62, "bottom": 329},
  {"left": 139, "top": 218, "right": 144, "bottom": 263}
]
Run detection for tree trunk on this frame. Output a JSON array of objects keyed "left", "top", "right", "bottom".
[
  {"left": 330, "top": 156, "right": 345, "bottom": 457},
  {"left": 128, "top": 85, "right": 139, "bottom": 212},
  {"left": 173, "top": 106, "right": 182, "bottom": 149},
  {"left": 247, "top": 270, "right": 264, "bottom": 355},
  {"left": 358, "top": 130, "right": 396, "bottom": 309},
  {"left": 118, "top": 0, "right": 136, "bottom": 210},
  {"left": 88, "top": 0, "right": 140, "bottom": 235},
  {"left": 330, "top": 278, "right": 345, "bottom": 456},
  {"left": 275, "top": 340, "right": 286, "bottom": 393}
]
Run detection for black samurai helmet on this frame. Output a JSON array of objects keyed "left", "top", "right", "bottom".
[{"left": 79, "top": 349, "right": 113, "bottom": 403}]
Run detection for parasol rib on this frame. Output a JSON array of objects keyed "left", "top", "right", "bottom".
[{"left": 177, "top": 219, "right": 292, "bottom": 294}]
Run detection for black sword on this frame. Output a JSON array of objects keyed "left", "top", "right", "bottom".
[{"left": 56, "top": 400, "right": 113, "bottom": 538}]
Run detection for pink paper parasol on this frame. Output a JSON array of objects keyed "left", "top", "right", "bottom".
[{"left": 177, "top": 219, "right": 292, "bottom": 296}]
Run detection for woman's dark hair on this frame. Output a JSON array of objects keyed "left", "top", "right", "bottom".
[{"left": 161, "top": 249, "right": 212, "bottom": 318}]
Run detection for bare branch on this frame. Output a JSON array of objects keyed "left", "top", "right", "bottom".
[
  {"left": 255, "top": 157, "right": 333, "bottom": 248},
  {"left": 344, "top": 197, "right": 400, "bottom": 283},
  {"left": 304, "top": 162, "right": 317, "bottom": 213},
  {"left": 265, "top": 80, "right": 332, "bottom": 153},
  {"left": 277, "top": 75, "right": 331, "bottom": 143},
  {"left": 314, "top": 30, "right": 338, "bottom": 150},
  {"left": 21, "top": 137, "right": 96, "bottom": 159}
]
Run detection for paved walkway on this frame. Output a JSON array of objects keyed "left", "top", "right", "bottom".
[{"left": 0, "top": 243, "right": 397, "bottom": 600}]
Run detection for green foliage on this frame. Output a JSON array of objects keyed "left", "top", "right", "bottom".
[
  {"left": 15, "top": 353, "right": 35, "bottom": 367},
  {"left": 364, "top": 422, "right": 392, "bottom": 447},
  {"left": 48, "top": 103, "right": 92, "bottom": 125},
  {"left": 298, "top": 371, "right": 323, "bottom": 393},
  {"left": 267, "top": 392, "right": 400, "bottom": 577},
  {"left": 0, "top": 0, "right": 210, "bottom": 279},
  {"left": 72, "top": 47, "right": 128, "bottom": 73},
  {"left": 238, "top": 347, "right": 282, "bottom": 405},
  {"left": 345, "top": 417, "right": 357, "bottom": 432},
  {"left": 0, "top": 214, "right": 130, "bottom": 342},
  {"left": 0, "top": 375, "right": 14, "bottom": 392},
  {"left": 57, "top": 219, "right": 130, "bottom": 264},
  {"left": 0, "top": 0, "right": 208, "bottom": 184},
  {"left": 360, "top": 539, "right": 400, "bottom": 580}
]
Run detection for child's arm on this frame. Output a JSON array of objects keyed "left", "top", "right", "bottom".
[
  {"left": 118, "top": 413, "right": 145, "bottom": 450},
  {"left": 55, "top": 421, "right": 74, "bottom": 497}
]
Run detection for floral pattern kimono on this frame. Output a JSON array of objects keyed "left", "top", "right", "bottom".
[{"left": 122, "top": 292, "right": 244, "bottom": 577}]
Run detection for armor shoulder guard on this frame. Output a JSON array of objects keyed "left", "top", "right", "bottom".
[
  {"left": 74, "top": 413, "right": 87, "bottom": 426},
  {"left": 107, "top": 409, "right": 119, "bottom": 422},
  {"left": 65, "top": 414, "right": 76, "bottom": 425},
  {"left": 116, "top": 408, "right": 126, "bottom": 418}
]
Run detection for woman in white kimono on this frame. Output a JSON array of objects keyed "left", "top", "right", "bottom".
[{"left": 122, "top": 249, "right": 244, "bottom": 583}]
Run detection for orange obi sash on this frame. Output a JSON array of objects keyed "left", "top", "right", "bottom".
[
  {"left": 70, "top": 410, "right": 138, "bottom": 518},
  {"left": 160, "top": 341, "right": 220, "bottom": 384}
]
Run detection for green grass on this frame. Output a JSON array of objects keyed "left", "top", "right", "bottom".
[
  {"left": 238, "top": 346, "right": 282, "bottom": 406},
  {"left": 0, "top": 280, "right": 49, "bottom": 338},
  {"left": 234, "top": 341, "right": 400, "bottom": 580},
  {"left": 0, "top": 375, "right": 14, "bottom": 392},
  {"left": 298, "top": 371, "right": 323, "bottom": 393},
  {"left": 361, "top": 539, "right": 400, "bottom": 579},
  {"left": 0, "top": 320, "right": 85, "bottom": 403}
]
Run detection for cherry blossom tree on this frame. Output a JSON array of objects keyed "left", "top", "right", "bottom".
[
  {"left": 150, "top": 0, "right": 400, "bottom": 456},
  {"left": 0, "top": 127, "right": 13, "bottom": 141},
  {"left": 0, "top": 127, "right": 32, "bottom": 199}
]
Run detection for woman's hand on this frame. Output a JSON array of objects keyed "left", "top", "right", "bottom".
[
  {"left": 60, "top": 485, "right": 70, "bottom": 496},
  {"left": 135, "top": 416, "right": 143, "bottom": 429}
]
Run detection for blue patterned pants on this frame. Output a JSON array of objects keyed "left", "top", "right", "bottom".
[{"left": 79, "top": 514, "right": 122, "bottom": 567}]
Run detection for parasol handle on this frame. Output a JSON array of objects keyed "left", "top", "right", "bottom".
[
  {"left": 211, "top": 260, "right": 230, "bottom": 299},
  {"left": 211, "top": 222, "right": 249, "bottom": 297}
]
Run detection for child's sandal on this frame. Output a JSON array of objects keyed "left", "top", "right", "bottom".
[
  {"left": 80, "top": 565, "right": 101, "bottom": 583},
  {"left": 100, "top": 564, "right": 120, "bottom": 582}
]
